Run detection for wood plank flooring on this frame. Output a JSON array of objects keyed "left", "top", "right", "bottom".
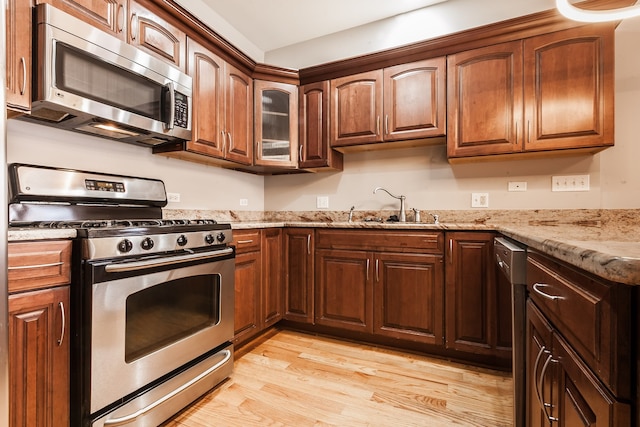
[{"left": 164, "top": 329, "right": 513, "bottom": 427}]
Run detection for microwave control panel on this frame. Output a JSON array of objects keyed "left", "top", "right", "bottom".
[{"left": 174, "top": 92, "right": 189, "bottom": 129}]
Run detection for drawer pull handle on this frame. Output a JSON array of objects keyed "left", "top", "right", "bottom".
[
  {"left": 539, "top": 353, "right": 559, "bottom": 423},
  {"left": 237, "top": 240, "right": 254, "bottom": 244},
  {"left": 57, "top": 301, "right": 65, "bottom": 346},
  {"left": 532, "top": 283, "right": 563, "bottom": 301},
  {"left": 8, "top": 261, "right": 64, "bottom": 270}
]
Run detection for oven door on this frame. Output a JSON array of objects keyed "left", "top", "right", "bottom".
[{"left": 86, "top": 247, "right": 234, "bottom": 415}]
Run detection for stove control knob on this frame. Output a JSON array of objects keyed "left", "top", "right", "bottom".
[
  {"left": 216, "top": 232, "right": 226, "bottom": 243},
  {"left": 141, "top": 237, "right": 155, "bottom": 250},
  {"left": 205, "top": 234, "right": 215, "bottom": 245},
  {"left": 117, "top": 239, "right": 133, "bottom": 253},
  {"left": 177, "top": 234, "right": 188, "bottom": 246}
]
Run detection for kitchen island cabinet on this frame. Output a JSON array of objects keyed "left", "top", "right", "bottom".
[
  {"left": 8, "top": 240, "right": 71, "bottom": 427},
  {"left": 314, "top": 229, "right": 445, "bottom": 345},
  {"left": 447, "top": 25, "right": 615, "bottom": 160},
  {"left": 445, "top": 232, "right": 511, "bottom": 362}
]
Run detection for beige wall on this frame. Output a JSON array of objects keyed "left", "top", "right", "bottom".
[{"left": 6, "top": 4, "right": 639, "bottom": 213}]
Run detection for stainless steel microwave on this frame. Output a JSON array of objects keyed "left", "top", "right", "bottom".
[{"left": 21, "top": 4, "right": 192, "bottom": 146}]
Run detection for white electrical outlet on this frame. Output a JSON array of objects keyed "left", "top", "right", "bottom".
[
  {"left": 551, "top": 175, "right": 590, "bottom": 192},
  {"left": 508, "top": 181, "right": 527, "bottom": 192},
  {"left": 239, "top": 198, "right": 248, "bottom": 206},
  {"left": 471, "top": 193, "right": 489, "bottom": 208},
  {"left": 167, "top": 192, "right": 180, "bottom": 203},
  {"left": 316, "top": 196, "right": 329, "bottom": 209}
]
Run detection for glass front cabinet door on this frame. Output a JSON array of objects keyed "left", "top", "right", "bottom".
[{"left": 254, "top": 80, "right": 299, "bottom": 168}]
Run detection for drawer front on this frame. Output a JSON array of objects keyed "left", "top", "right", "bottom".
[
  {"left": 315, "top": 229, "right": 443, "bottom": 253},
  {"left": 232, "top": 229, "right": 261, "bottom": 253},
  {"left": 527, "top": 250, "right": 631, "bottom": 398},
  {"left": 8, "top": 240, "right": 72, "bottom": 293}
]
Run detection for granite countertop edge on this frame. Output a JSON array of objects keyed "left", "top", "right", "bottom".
[{"left": 8, "top": 221, "right": 639, "bottom": 285}]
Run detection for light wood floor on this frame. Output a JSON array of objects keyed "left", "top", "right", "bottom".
[{"left": 165, "top": 329, "right": 513, "bottom": 427}]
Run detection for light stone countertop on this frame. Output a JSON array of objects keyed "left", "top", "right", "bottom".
[{"left": 8, "top": 211, "right": 640, "bottom": 285}]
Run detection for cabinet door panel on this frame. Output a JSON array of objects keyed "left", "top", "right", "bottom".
[
  {"left": 129, "top": 1, "right": 186, "bottom": 70},
  {"left": 185, "top": 37, "right": 224, "bottom": 157},
  {"left": 9, "top": 286, "right": 70, "bottom": 427},
  {"left": 6, "top": 0, "right": 31, "bottom": 113},
  {"left": 384, "top": 58, "right": 446, "bottom": 140},
  {"left": 234, "top": 250, "right": 261, "bottom": 344},
  {"left": 374, "top": 252, "right": 444, "bottom": 345},
  {"left": 262, "top": 229, "right": 283, "bottom": 327},
  {"left": 524, "top": 26, "right": 614, "bottom": 151},
  {"left": 315, "top": 249, "right": 372, "bottom": 332},
  {"left": 447, "top": 41, "right": 523, "bottom": 158},
  {"left": 284, "top": 229, "right": 314, "bottom": 323},
  {"left": 255, "top": 81, "right": 298, "bottom": 167},
  {"left": 40, "top": 0, "right": 126, "bottom": 39},
  {"left": 331, "top": 70, "right": 383, "bottom": 147},
  {"left": 225, "top": 64, "right": 254, "bottom": 165}
]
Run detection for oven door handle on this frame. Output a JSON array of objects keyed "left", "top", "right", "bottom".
[
  {"left": 104, "top": 247, "right": 234, "bottom": 273},
  {"left": 102, "top": 349, "right": 232, "bottom": 426}
]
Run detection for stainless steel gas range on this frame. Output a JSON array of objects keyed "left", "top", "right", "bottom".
[{"left": 8, "top": 164, "right": 235, "bottom": 427}]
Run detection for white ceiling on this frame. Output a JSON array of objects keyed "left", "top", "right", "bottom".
[{"left": 199, "top": 0, "right": 448, "bottom": 52}]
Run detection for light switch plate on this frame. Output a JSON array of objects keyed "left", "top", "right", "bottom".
[
  {"left": 471, "top": 193, "right": 489, "bottom": 208},
  {"left": 552, "top": 175, "right": 590, "bottom": 192},
  {"left": 317, "top": 196, "right": 329, "bottom": 209}
]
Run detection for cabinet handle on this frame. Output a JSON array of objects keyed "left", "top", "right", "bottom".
[
  {"left": 117, "top": 4, "right": 124, "bottom": 33},
  {"left": 539, "top": 353, "right": 559, "bottom": 423},
  {"left": 532, "top": 283, "right": 563, "bottom": 301},
  {"left": 19, "top": 57, "right": 26, "bottom": 95},
  {"left": 236, "top": 239, "right": 254, "bottom": 244},
  {"left": 385, "top": 115, "right": 389, "bottom": 135},
  {"left": 299, "top": 145, "right": 303, "bottom": 162},
  {"left": 375, "top": 259, "right": 379, "bottom": 282},
  {"left": 533, "top": 344, "right": 548, "bottom": 413},
  {"left": 306, "top": 234, "right": 311, "bottom": 255},
  {"left": 221, "top": 131, "right": 227, "bottom": 154},
  {"left": 57, "top": 301, "right": 65, "bottom": 346},
  {"left": 130, "top": 13, "right": 137, "bottom": 41},
  {"left": 515, "top": 122, "right": 518, "bottom": 145},
  {"left": 228, "top": 132, "right": 233, "bottom": 151},
  {"left": 8, "top": 261, "right": 64, "bottom": 270},
  {"left": 527, "top": 120, "right": 531, "bottom": 143},
  {"left": 448, "top": 239, "right": 453, "bottom": 263},
  {"left": 376, "top": 116, "right": 380, "bottom": 136},
  {"left": 366, "top": 259, "right": 370, "bottom": 281}
]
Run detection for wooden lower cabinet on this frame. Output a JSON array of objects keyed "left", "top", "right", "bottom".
[
  {"left": 374, "top": 252, "right": 444, "bottom": 345},
  {"left": 284, "top": 228, "right": 314, "bottom": 323},
  {"left": 445, "top": 232, "right": 511, "bottom": 360},
  {"left": 9, "top": 286, "right": 70, "bottom": 427},
  {"left": 526, "top": 302, "right": 630, "bottom": 427},
  {"left": 262, "top": 228, "right": 283, "bottom": 328},
  {"left": 233, "top": 230, "right": 262, "bottom": 345},
  {"left": 314, "top": 230, "right": 445, "bottom": 345}
]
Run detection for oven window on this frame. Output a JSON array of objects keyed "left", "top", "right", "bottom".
[{"left": 125, "top": 274, "right": 220, "bottom": 362}]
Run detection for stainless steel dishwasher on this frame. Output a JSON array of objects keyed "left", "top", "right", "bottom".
[{"left": 494, "top": 236, "right": 527, "bottom": 427}]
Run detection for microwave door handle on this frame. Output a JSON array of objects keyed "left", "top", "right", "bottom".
[{"left": 165, "top": 81, "right": 175, "bottom": 131}]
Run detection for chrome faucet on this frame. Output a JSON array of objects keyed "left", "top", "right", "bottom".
[
  {"left": 348, "top": 206, "right": 355, "bottom": 222},
  {"left": 373, "top": 187, "right": 406, "bottom": 222}
]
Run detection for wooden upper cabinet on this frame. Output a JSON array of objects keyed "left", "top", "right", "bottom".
[
  {"left": 523, "top": 25, "right": 614, "bottom": 152},
  {"left": 128, "top": 0, "right": 186, "bottom": 71},
  {"left": 224, "top": 63, "right": 254, "bottom": 165},
  {"left": 448, "top": 25, "right": 615, "bottom": 160},
  {"left": 38, "top": 0, "right": 127, "bottom": 39},
  {"left": 447, "top": 41, "right": 524, "bottom": 158},
  {"left": 299, "top": 81, "right": 343, "bottom": 171},
  {"left": 331, "top": 70, "right": 384, "bottom": 148},
  {"left": 383, "top": 58, "right": 447, "bottom": 141},
  {"left": 254, "top": 80, "right": 298, "bottom": 168},
  {"left": 6, "top": 0, "right": 32, "bottom": 115},
  {"left": 184, "top": 37, "right": 225, "bottom": 158}
]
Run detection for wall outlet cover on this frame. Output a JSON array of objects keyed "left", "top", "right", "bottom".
[
  {"left": 471, "top": 192, "right": 489, "bottom": 208},
  {"left": 317, "top": 196, "right": 329, "bottom": 209}
]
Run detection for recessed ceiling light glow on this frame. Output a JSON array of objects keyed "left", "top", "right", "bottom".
[{"left": 556, "top": 0, "right": 640, "bottom": 22}]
